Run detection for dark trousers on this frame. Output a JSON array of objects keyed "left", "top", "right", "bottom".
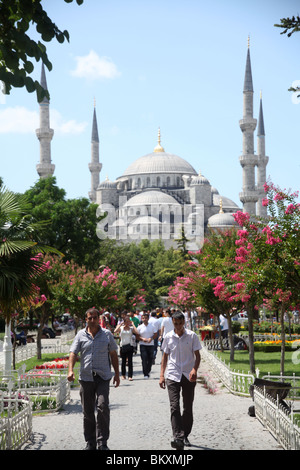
[
  {"left": 79, "top": 375, "right": 110, "bottom": 447},
  {"left": 166, "top": 375, "right": 196, "bottom": 440},
  {"left": 120, "top": 346, "right": 134, "bottom": 378},
  {"left": 140, "top": 344, "right": 154, "bottom": 376}
]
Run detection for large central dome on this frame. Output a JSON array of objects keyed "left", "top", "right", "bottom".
[
  {"left": 121, "top": 129, "right": 197, "bottom": 178},
  {"left": 122, "top": 151, "right": 197, "bottom": 177}
]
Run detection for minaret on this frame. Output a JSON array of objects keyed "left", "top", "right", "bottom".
[
  {"left": 239, "top": 38, "right": 258, "bottom": 214},
  {"left": 256, "top": 92, "right": 269, "bottom": 217},
  {"left": 88, "top": 101, "right": 102, "bottom": 202},
  {"left": 36, "top": 63, "right": 55, "bottom": 178}
]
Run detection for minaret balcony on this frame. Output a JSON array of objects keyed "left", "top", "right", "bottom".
[
  {"left": 89, "top": 162, "right": 102, "bottom": 172},
  {"left": 36, "top": 128, "right": 54, "bottom": 140},
  {"left": 239, "top": 118, "right": 257, "bottom": 132},
  {"left": 239, "top": 154, "right": 259, "bottom": 166},
  {"left": 239, "top": 191, "right": 258, "bottom": 204},
  {"left": 36, "top": 163, "right": 55, "bottom": 178}
]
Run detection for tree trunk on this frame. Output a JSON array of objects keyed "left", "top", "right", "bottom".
[
  {"left": 217, "top": 315, "right": 224, "bottom": 352},
  {"left": 227, "top": 314, "right": 234, "bottom": 362},
  {"left": 247, "top": 303, "right": 256, "bottom": 375},
  {"left": 280, "top": 305, "right": 285, "bottom": 376}
]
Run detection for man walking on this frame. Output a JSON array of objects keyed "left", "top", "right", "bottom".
[
  {"left": 137, "top": 312, "right": 157, "bottom": 379},
  {"left": 159, "top": 311, "right": 201, "bottom": 450},
  {"left": 68, "top": 308, "right": 120, "bottom": 450}
]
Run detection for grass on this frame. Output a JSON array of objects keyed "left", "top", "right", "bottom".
[
  {"left": 214, "top": 350, "right": 300, "bottom": 377},
  {"left": 15, "top": 353, "right": 69, "bottom": 372}
]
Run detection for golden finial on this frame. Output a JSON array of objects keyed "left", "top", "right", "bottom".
[
  {"left": 219, "top": 198, "right": 224, "bottom": 214},
  {"left": 260, "top": 89, "right": 262, "bottom": 99},
  {"left": 248, "top": 35, "right": 250, "bottom": 48},
  {"left": 94, "top": 97, "right": 96, "bottom": 108},
  {"left": 154, "top": 127, "right": 165, "bottom": 152}
]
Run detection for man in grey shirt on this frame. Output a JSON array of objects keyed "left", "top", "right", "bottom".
[{"left": 68, "top": 308, "right": 120, "bottom": 450}]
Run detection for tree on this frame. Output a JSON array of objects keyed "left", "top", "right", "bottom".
[
  {"left": 0, "top": 0, "right": 83, "bottom": 101},
  {"left": 233, "top": 182, "right": 300, "bottom": 374},
  {"left": 0, "top": 187, "right": 58, "bottom": 324},
  {"left": 275, "top": 15, "right": 300, "bottom": 37},
  {"left": 24, "top": 177, "right": 102, "bottom": 270},
  {"left": 274, "top": 15, "right": 300, "bottom": 97}
]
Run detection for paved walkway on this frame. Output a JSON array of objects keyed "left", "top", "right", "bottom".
[{"left": 22, "top": 351, "right": 282, "bottom": 452}]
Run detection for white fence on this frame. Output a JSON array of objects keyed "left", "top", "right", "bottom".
[
  {"left": 0, "top": 331, "right": 76, "bottom": 450},
  {"left": 201, "top": 345, "right": 255, "bottom": 396},
  {"left": 202, "top": 345, "right": 300, "bottom": 450},
  {"left": 253, "top": 386, "right": 300, "bottom": 450},
  {"left": 0, "top": 330, "right": 75, "bottom": 371}
]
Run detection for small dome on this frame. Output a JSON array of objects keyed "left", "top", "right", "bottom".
[
  {"left": 124, "top": 190, "right": 180, "bottom": 207},
  {"left": 213, "top": 193, "right": 239, "bottom": 210},
  {"left": 190, "top": 171, "right": 210, "bottom": 186},
  {"left": 208, "top": 212, "right": 237, "bottom": 228},
  {"left": 98, "top": 176, "right": 117, "bottom": 189}
]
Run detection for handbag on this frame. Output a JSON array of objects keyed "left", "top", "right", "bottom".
[{"left": 121, "top": 343, "right": 133, "bottom": 354}]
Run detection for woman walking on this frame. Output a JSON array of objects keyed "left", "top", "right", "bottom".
[{"left": 115, "top": 314, "right": 139, "bottom": 380}]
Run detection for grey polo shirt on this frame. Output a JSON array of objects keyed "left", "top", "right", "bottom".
[{"left": 70, "top": 327, "right": 118, "bottom": 382}]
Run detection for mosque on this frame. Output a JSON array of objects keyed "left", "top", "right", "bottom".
[{"left": 35, "top": 42, "right": 268, "bottom": 251}]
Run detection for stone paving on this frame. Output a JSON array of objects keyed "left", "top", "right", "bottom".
[{"left": 22, "top": 351, "right": 282, "bottom": 452}]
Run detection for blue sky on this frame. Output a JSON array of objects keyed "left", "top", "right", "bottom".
[{"left": 0, "top": 0, "right": 299, "bottom": 206}]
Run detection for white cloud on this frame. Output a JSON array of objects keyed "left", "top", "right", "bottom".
[
  {"left": 0, "top": 106, "right": 87, "bottom": 135},
  {"left": 51, "top": 110, "right": 88, "bottom": 135},
  {"left": 0, "top": 106, "right": 38, "bottom": 133},
  {"left": 70, "top": 50, "right": 121, "bottom": 80}
]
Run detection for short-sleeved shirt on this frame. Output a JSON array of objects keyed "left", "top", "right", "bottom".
[
  {"left": 70, "top": 327, "right": 118, "bottom": 382},
  {"left": 137, "top": 322, "right": 156, "bottom": 346},
  {"left": 161, "top": 328, "right": 202, "bottom": 382}
]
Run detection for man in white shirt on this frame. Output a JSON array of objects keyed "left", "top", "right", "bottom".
[
  {"left": 159, "top": 311, "right": 201, "bottom": 450},
  {"left": 137, "top": 313, "right": 158, "bottom": 378},
  {"left": 149, "top": 311, "right": 161, "bottom": 364}
]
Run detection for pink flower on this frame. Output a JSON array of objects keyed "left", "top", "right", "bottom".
[
  {"left": 102, "top": 280, "right": 108, "bottom": 287},
  {"left": 285, "top": 203, "right": 296, "bottom": 215},
  {"left": 262, "top": 198, "right": 269, "bottom": 207}
]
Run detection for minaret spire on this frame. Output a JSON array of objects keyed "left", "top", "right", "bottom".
[
  {"left": 239, "top": 39, "right": 258, "bottom": 214},
  {"left": 36, "top": 63, "right": 55, "bottom": 178},
  {"left": 89, "top": 101, "right": 102, "bottom": 202},
  {"left": 256, "top": 91, "right": 269, "bottom": 217}
]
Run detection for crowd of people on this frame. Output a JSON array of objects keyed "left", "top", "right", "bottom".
[{"left": 68, "top": 306, "right": 202, "bottom": 451}]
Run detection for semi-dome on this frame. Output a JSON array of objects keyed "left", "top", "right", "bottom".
[{"left": 124, "top": 190, "right": 180, "bottom": 206}]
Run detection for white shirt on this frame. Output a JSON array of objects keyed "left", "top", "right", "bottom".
[
  {"left": 149, "top": 316, "right": 160, "bottom": 333},
  {"left": 137, "top": 322, "right": 156, "bottom": 346},
  {"left": 162, "top": 328, "right": 201, "bottom": 382},
  {"left": 161, "top": 317, "right": 173, "bottom": 338}
]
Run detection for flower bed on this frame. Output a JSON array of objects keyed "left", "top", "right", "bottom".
[
  {"left": 254, "top": 339, "right": 300, "bottom": 352},
  {"left": 34, "top": 356, "right": 70, "bottom": 370}
]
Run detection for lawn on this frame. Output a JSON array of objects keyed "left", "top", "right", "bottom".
[{"left": 214, "top": 350, "right": 300, "bottom": 377}]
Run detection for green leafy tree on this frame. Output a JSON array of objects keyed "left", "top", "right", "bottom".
[
  {"left": 0, "top": 187, "right": 59, "bottom": 324},
  {"left": 24, "top": 177, "right": 102, "bottom": 270},
  {"left": 0, "top": 0, "right": 83, "bottom": 101}
]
